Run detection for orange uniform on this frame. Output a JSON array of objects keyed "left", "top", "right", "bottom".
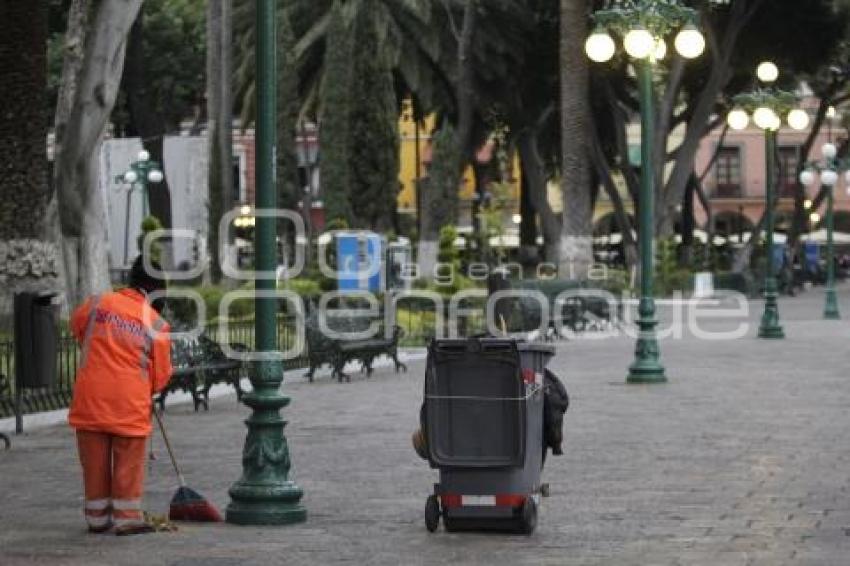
[
  {"left": 68, "top": 288, "right": 173, "bottom": 533},
  {"left": 69, "top": 288, "right": 172, "bottom": 437}
]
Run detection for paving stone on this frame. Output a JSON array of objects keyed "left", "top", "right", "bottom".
[{"left": 2, "top": 287, "right": 850, "bottom": 564}]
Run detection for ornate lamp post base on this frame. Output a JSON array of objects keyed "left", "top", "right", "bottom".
[
  {"left": 758, "top": 283, "right": 785, "bottom": 339},
  {"left": 627, "top": 306, "right": 667, "bottom": 384},
  {"left": 226, "top": 356, "right": 306, "bottom": 526},
  {"left": 627, "top": 354, "right": 667, "bottom": 384},
  {"left": 824, "top": 288, "right": 841, "bottom": 320}
]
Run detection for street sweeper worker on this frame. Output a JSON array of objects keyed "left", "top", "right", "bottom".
[{"left": 68, "top": 256, "right": 172, "bottom": 535}]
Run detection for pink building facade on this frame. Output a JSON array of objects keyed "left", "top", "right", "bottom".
[{"left": 693, "top": 115, "right": 850, "bottom": 235}]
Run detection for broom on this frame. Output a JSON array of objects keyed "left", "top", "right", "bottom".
[{"left": 152, "top": 409, "right": 223, "bottom": 522}]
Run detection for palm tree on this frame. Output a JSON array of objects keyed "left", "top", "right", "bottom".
[
  {"left": 558, "top": 0, "right": 594, "bottom": 279},
  {"left": 233, "top": 0, "right": 443, "bottom": 124}
]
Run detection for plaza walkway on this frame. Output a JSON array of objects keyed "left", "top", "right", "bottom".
[{"left": 1, "top": 287, "right": 850, "bottom": 565}]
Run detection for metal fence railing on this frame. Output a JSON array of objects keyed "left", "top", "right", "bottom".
[
  {"left": 0, "top": 317, "right": 311, "bottom": 423},
  {"left": 0, "top": 309, "right": 487, "bottom": 424}
]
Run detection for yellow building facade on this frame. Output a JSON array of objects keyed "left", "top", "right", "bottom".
[{"left": 395, "top": 101, "right": 634, "bottom": 233}]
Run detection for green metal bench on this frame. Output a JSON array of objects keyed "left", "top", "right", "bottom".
[
  {"left": 304, "top": 310, "right": 407, "bottom": 382},
  {"left": 157, "top": 334, "right": 246, "bottom": 412},
  {"left": 493, "top": 279, "right": 621, "bottom": 339}
]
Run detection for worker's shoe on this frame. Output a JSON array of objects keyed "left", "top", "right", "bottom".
[
  {"left": 115, "top": 522, "right": 156, "bottom": 536},
  {"left": 87, "top": 522, "right": 114, "bottom": 534}
]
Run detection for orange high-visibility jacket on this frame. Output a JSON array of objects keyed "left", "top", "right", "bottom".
[{"left": 68, "top": 288, "right": 172, "bottom": 437}]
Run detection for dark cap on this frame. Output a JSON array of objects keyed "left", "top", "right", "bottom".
[{"left": 129, "top": 255, "right": 167, "bottom": 295}]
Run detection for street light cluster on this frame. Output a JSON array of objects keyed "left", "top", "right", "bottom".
[
  {"left": 584, "top": 0, "right": 714, "bottom": 384},
  {"left": 726, "top": 63, "right": 810, "bottom": 133},
  {"left": 234, "top": 205, "right": 256, "bottom": 228},
  {"left": 799, "top": 139, "right": 848, "bottom": 320},
  {"left": 585, "top": 14, "right": 704, "bottom": 63},
  {"left": 800, "top": 142, "right": 850, "bottom": 193},
  {"left": 121, "top": 150, "right": 164, "bottom": 185}
]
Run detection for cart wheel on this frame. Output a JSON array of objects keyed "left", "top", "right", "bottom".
[
  {"left": 518, "top": 497, "right": 537, "bottom": 535},
  {"left": 425, "top": 495, "right": 440, "bottom": 533}
]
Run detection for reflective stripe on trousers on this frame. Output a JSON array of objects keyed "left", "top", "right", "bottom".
[{"left": 76, "top": 430, "right": 147, "bottom": 529}]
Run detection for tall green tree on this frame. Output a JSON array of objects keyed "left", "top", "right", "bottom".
[
  {"left": 348, "top": 0, "right": 400, "bottom": 231},
  {"left": 0, "top": 0, "right": 60, "bottom": 315},
  {"left": 317, "top": 1, "right": 354, "bottom": 225},
  {"left": 419, "top": 124, "right": 461, "bottom": 274}
]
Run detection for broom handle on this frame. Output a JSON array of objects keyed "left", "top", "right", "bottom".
[{"left": 152, "top": 408, "right": 187, "bottom": 487}]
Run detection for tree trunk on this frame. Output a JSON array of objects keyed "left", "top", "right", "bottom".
[
  {"left": 123, "top": 13, "right": 172, "bottom": 229},
  {"left": 419, "top": 0, "right": 477, "bottom": 277},
  {"left": 559, "top": 0, "right": 593, "bottom": 279},
  {"left": 516, "top": 132, "right": 560, "bottom": 263},
  {"left": 0, "top": 0, "right": 60, "bottom": 320},
  {"left": 518, "top": 167, "right": 538, "bottom": 267},
  {"left": 207, "top": 0, "right": 234, "bottom": 283},
  {"left": 53, "top": 0, "right": 143, "bottom": 308},
  {"left": 656, "top": 0, "right": 765, "bottom": 234},
  {"left": 589, "top": 124, "right": 637, "bottom": 269}
]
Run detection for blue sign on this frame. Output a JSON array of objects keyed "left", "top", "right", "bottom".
[
  {"left": 336, "top": 234, "right": 361, "bottom": 292},
  {"left": 336, "top": 232, "right": 383, "bottom": 293}
]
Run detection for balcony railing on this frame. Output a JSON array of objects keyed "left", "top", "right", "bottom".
[{"left": 713, "top": 184, "right": 742, "bottom": 198}]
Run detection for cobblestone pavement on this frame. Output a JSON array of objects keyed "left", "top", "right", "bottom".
[{"left": 2, "top": 288, "right": 850, "bottom": 565}]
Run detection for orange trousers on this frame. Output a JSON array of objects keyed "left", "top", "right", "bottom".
[{"left": 76, "top": 430, "right": 147, "bottom": 530}]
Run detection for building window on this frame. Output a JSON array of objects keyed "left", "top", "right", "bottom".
[
  {"left": 714, "top": 146, "right": 742, "bottom": 198},
  {"left": 778, "top": 146, "right": 800, "bottom": 198}
]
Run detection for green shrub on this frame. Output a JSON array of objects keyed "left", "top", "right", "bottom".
[
  {"left": 137, "top": 215, "right": 164, "bottom": 264},
  {"left": 282, "top": 277, "right": 321, "bottom": 300}
]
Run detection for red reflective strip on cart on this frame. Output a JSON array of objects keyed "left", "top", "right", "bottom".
[
  {"left": 440, "top": 494, "right": 527, "bottom": 508},
  {"left": 440, "top": 494, "right": 462, "bottom": 508},
  {"left": 522, "top": 368, "right": 535, "bottom": 384},
  {"left": 495, "top": 494, "right": 527, "bottom": 508}
]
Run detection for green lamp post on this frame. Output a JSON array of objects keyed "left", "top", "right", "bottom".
[
  {"left": 116, "top": 150, "right": 164, "bottom": 265},
  {"left": 727, "top": 62, "right": 810, "bottom": 339},
  {"left": 585, "top": 0, "right": 707, "bottom": 384},
  {"left": 117, "top": 149, "right": 164, "bottom": 217},
  {"left": 800, "top": 141, "right": 848, "bottom": 320},
  {"left": 226, "top": 0, "right": 306, "bottom": 525}
]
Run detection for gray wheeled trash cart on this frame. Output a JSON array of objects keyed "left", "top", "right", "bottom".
[{"left": 422, "top": 338, "right": 555, "bottom": 534}]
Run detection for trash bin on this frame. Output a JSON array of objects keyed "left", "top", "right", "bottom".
[
  {"left": 14, "top": 292, "right": 60, "bottom": 389},
  {"left": 422, "top": 338, "right": 555, "bottom": 534}
]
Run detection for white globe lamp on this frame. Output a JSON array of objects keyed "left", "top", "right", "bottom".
[
  {"left": 799, "top": 170, "right": 816, "bottom": 187},
  {"left": 821, "top": 169, "right": 839, "bottom": 187},
  {"left": 623, "top": 27, "right": 654, "bottom": 59},
  {"left": 674, "top": 25, "right": 705, "bottom": 59},
  {"left": 727, "top": 109, "right": 749, "bottom": 130},
  {"left": 753, "top": 107, "right": 777, "bottom": 130},
  {"left": 787, "top": 109, "right": 809, "bottom": 131},
  {"left": 756, "top": 62, "right": 779, "bottom": 83},
  {"left": 585, "top": 29, "right": 616, "bottom": 63},
  {"left": 821, "top": 142, "right": 837, "bottom": 160}
]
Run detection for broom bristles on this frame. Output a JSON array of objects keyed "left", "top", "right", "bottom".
[{"left": 169, "top": 486, "right": 223, "bottom": 522}]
